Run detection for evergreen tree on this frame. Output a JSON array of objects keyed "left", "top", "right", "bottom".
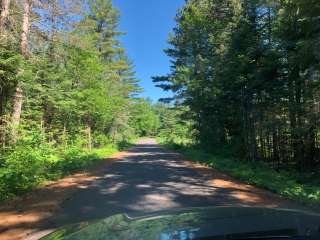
[{"left": 155, "top": 0, "right": 320, "bottom": 171}]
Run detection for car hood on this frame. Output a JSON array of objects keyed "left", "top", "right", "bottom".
[{"left": 41, "top": 207, "right": 320, "bottom": 240}]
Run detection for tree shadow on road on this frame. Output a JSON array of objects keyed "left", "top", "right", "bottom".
[{"left": 0, "top": 143, "right": 303, "bottom": 239}]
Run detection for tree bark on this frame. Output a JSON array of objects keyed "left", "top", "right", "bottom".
[
  {"left": 0, "top": 0, "right": 11, "bottom": 34},
  {"left": 21, "top": 0, "right": 31, "bottom": 57},
  {"left": 11, "top": 0, "right": 31, "bottom": 142},
  {"left": 11, "top": 83, "right": 23, "bottom": 141},
  {"left": 86, "top": 124, "right": 92, "bottom": 151}
]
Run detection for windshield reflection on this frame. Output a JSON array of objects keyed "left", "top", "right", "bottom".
[{"left": 160, "top": 228, "right": 200, "bottom": 240}]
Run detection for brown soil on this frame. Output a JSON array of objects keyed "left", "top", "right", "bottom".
[
  {"left": 0, "top": 139, "right": 309, "bottom": 240},
  {"left": 0, "top": 151, "right": 127, "bottom": 240}
]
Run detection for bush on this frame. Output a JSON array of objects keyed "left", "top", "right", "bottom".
[
  {"left": 0, "top": 136, "right": 123, "bottom": 202},
  {"left": 94, "top": 134, "right": 112, "bottom": 147},
  {"left": 54, "top": 146, "right": 93, "bottom": 174},
  {"left": 0, "top": 144, "right": 54, "bottom": 200}
]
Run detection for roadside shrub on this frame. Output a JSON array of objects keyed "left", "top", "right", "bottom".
[
  {"left": 94, "top": 134, "right": 112, "bottom": 147},
  {"left": 0, "top": 134, "right": 125, "bottom": 202},
  {"left": 54, "top": 146, "right": 96, "bottom": 174},
  {"left": 0, "top": 143, "right": 54, "bottom": 200}
]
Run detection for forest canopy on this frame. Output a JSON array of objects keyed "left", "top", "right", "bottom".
[
  {"left": 0, "top": 0, "right": 159, "bottom": 201},
  {"left": 154, "top": 0, "right": 320, "bottom": 171},
  {"left": 1, "top": 0, "right": 320, "bottom": 205}
]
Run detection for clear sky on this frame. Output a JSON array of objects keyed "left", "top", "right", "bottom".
[{"left": 113, "top": 0, "right": 185, "bottom": 101}]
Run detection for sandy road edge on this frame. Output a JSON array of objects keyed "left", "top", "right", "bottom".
[
  {"left": 1, "top": 139, "right": 314, "bottom": 240},
  {"left": 0, "top": 149, "right": 132, "bottom": 240},
  {"left": 158, "top": 142, "right": 313, "bottom": 212}
]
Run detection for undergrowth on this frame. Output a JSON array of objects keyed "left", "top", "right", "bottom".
[
  {"left": 159, "top": 138, "right": 320, "bottom": 208},
  {"left": 0, "top": 136, "right": 134, "bottom": 202}
]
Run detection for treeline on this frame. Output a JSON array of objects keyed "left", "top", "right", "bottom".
[
  {"left": 0, "top": 0, "right": 159, "bottom": 200},
  {"left": 154, "top": 0, "right": 320, "bottom": 171},
  {"left": 0, "top": 0, "right": 143, "bottom": 147}
]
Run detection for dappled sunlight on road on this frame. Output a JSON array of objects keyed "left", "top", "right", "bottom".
[
  {"left": 129, "top": 193, "right": 181, "bottom": 211},
  {"left": 0, "top": 139, "right": 303, "bottom": 240},
  {"left": 0, "top": 152, "right": 125, "bottom": 240}
]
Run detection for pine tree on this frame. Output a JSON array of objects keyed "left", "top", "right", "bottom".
[{"left": 155, "top": 0, "right": 320, "bottom": 170}]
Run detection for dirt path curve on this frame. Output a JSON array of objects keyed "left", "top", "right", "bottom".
[{"left": 0, "top": 139, "right": 305, "bottom": 240}]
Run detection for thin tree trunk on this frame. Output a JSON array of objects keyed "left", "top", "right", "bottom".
[
  {"left": 21, "top": 0, "right": 31, "bottom": 57},
  {"left": 272, "top": 129, "right": 280, "bottom": 169},
  {"left": 288, "top": 72, "right": 298, "bottom": 164},
  {"left": 295, "top": 78, "right": 305, "bottom": 170},
  {"left": 11, "top": 0, "right": 31, "bottom": 142},
  {"left": 0, "top": 0, "right": 11, "bottom": 145},
  {"left": 244, "top": 90, "right": 257, "bottom": 162},
  {"left": 11, "top": 83, "right": 23, "bottom": 140},
  {"left": 0, "top": 0, "right": 11, "bottom": 34},
  {"left": 63, "top": 122, "right": 67, "bottom": 149},
  {"left": 86, "top": 124, "right": 92, "bottom": 151}
]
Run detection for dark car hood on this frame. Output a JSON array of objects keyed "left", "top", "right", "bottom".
[{"left": 41, "top": 207, "right": 320, "bottom": 240}]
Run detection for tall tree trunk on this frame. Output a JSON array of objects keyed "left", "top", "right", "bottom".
[
  {"left": 0, "top": 0, "right": 11, "bottom": 34},
  {"left": 0, "top": 0, "right": 11, "bottom": 145},
  {"left": 272, "top": 129, "right": 280, "bottom": 169},
  {"left": 11, "top": 0, "right": 31, "bottom": 142},
  {"left": 86, "top": 124, "right": 92, "bottom": 151},
  {"left": 243, "top": 88, "right": 257, "bottom": 162},
  {"left": 288, "top": 70, "right": 298, "bottom": 163},
  {"left": 11, "top": 83, "right": 23, "bottom": 140},
  {"left": 21, "top": 0, "right": 31, "bottom": 57},
  {"left": 295, "top": 78, "right": 305, "bottom": 170}
]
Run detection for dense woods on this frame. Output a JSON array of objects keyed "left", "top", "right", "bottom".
[
  {"left": 155, "top": 0, "right": 320, "bottom": 172},
  {"left": 0, "top": 0, "right": 160, "bottom": 200},
  {"left": 0, "top": 0, "right": 141, "bottom": 146},
  {"left": 1, "top": 0, "right": 319, "bottom": 206}
]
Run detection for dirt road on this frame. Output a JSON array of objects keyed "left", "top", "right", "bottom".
[{"left": 0, "top": 139, "right": 304, "bottom": 240}]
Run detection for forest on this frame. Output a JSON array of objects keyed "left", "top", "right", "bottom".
[
  {"left": 155, "top": 0, "right": 320, "bottom": 172},
  {"left": 1, "top": 0, "right": 320, "bottom": 207},
  {"left": 0, "top": 0, "right": 161, "bottom": 201}
]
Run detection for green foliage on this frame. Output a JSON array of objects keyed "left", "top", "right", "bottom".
[
  {"left": 0, "top": 42, "right": 23, "bottom": 130},
  {"left": 129, "top": 99, "right": 160, "bottom": 137},
  {"left": 1, "top": 0, "right": 145, "bottom": 144},
  {"left": 0, "top": 0, "right": 155, "bottom": 202},
  {"left": 162, "top": 140, "right": 320, "bottom": 207},
  {"left": 155, "top": 104, "right": 193, "bottom": 145},
  {"left": 1, "top": 146, "right": 50, "bottom": 197},
  {"left": 0, "top": 130, "right": 54, "bottom": 199},
  {"left": 0, "top": 130, "right": 127, "bottom": 201},
  {"left": 54, "top": 147, "right": 95, "bottom": 174},
  {"left": 154, "top": 0, "right": 320, "bottom": 171}
]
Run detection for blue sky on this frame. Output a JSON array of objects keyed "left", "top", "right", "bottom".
[{"left": 113, "top": 0, "right": 185, "bottom": 101}]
